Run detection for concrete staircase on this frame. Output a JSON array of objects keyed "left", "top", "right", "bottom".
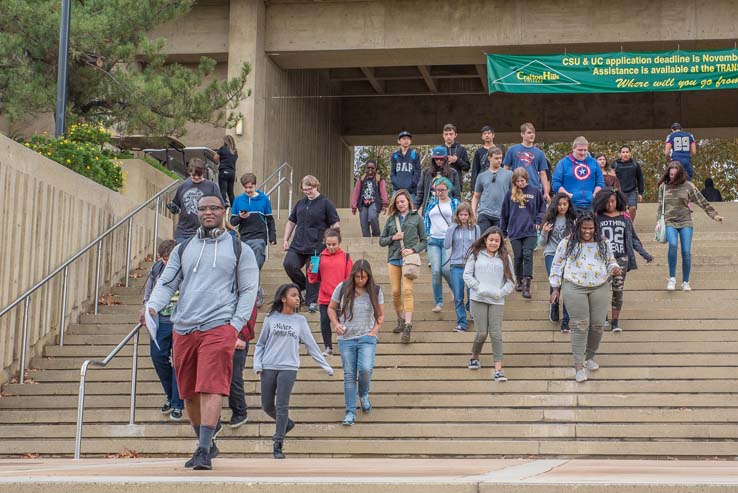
[{"left": 2, "top": 203, "right": 737, "bottom": 458}]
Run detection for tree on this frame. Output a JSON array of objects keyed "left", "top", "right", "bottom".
[{"left": 0, "top": 0, "right": 250, "bottom": 137}]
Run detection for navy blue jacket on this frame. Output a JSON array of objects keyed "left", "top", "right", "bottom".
[{"left": 390, "top": 148, "right": 422, "bottom": 194}]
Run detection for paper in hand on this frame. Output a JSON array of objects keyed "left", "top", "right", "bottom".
[{"left": 144, "top": 307, "right": 160, "bottom": 350}]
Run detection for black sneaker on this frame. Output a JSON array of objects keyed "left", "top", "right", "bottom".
[
  {"left": 611, "top": 320, "right": 622, "bottom": 333},
  {"left": 229, "top": 413, "right": 248, "bottom": 429},
  {"left": 170, "top": 408, "right": 184, "bottom": 421},
  {"left": 549, "top": 302, "right": 560, "bottom": 323},
  {"left": 213, "top": 420, "right": 223, "bottom": 439},
  {"left": 160, "top": 401, "right": 173, "bottom": 414},
  {"left": 185, "top": 441, "right": 219, "bottom": 468},
  {"left": 560, "top": 320, "right": 570, "bottom": 333},
  {"left": 256, "top": 287, "right": 264, "bottom": 308},
  {"left": 191, "top": 446, "right": 212, "bottom": 470}
]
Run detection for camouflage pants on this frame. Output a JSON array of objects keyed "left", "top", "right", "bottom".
[{"left": 611, "top": 257, "right": 629, "bottom": 311}]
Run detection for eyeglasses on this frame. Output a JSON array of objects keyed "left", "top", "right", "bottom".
[
  {"left": 197, "top": 205, "right": 224, "bottom": 212},
  {"left": 434, "top": 188, "right": 448, "bottom": 193}
]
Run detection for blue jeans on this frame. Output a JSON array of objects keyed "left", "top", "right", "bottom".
[
  {"left": 150, "top": 319, "right": 183, "bottom": 409},
  {"left": 338, "top": 335, "right": 377, "bottom": 413},
  {"left": 666, "top": 226, "right": 693, "bottom": 281},
  {"left": 450, "top": 266, "right": 469, "bottom": 328},
  {"left": 243, "top": 238, "right": 266, "bottom": 269},
  {"left": 544, "top": 254, "right": 570, "bottom": 324},
  {"left": 427, "top": 237, "right": 452, "bottom": 306}
]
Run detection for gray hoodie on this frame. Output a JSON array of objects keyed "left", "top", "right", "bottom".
[
  {"left": 146, "top": 232, "right": 259, "bottom": 334},
  {"left": 253, "top": 312, "right": 333, "bottom": 375},
  {"left": 463, "top": 250, "right": 516, "bottom": 305}
]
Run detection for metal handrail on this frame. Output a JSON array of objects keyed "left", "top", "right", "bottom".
[
  {"left": 0, "top": 179, "right": 180, "bottom": 383},
  {"left": 75, "top": 323, "right": 142, "bottom": 459},
  {"left": 258, "top": 162, "right": 293, "bottom": 219}
]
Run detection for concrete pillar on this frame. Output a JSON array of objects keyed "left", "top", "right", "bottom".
[{"left": 228, "top": 0, "right": 267, "bottom": 182}]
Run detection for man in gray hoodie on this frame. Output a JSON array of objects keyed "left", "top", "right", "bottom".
[{"left": 143, "top": 194, "right": 258, "bottom": 470}]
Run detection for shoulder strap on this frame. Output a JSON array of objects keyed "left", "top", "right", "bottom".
[
  {"left": 164, "top": 237, "right": 194, "bottom": 286},
  {"left": 344, "top": 252, "right": 351, "bottom": 276},
  {"left": 394, "top": 216, "right": 407, "bottom": 250}
]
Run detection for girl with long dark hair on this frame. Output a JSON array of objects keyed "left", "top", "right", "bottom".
[
  {"left": 539, "top": 192, "right": 577, "bottom": 331},
  {"left": 549, "top": 213, "right": 622, "bottom": 383},
  {"left": 415, "top": 146, "right": 462, "bottom": 213},
  {"left": 656, "top": 161, "right": 724, "bottom": 291},
  {"left": 595, "top": 153, "right": 621, "bottom": 190},
  {"left": 463, "top": 227, "right": 516, "bottom": 381},
  {"left": 327, "top": 260, "right": 384, "bottom": 426},
  {"left": 253, "top": 284, "right": 333, "bottom": 459},
  {"left": 593, "top": 188, "right": 653, "bottom": 332}
]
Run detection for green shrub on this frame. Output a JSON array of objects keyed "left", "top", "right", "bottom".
[{"left": 22, "top": 123, "right": 125, "bottom": 191}]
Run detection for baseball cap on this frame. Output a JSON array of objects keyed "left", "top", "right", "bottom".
[
  {"left": 431, "top": 146, "right": 448, "bottom": 160},
  {"left": 671, "top": 122, "right": 682, "bottom": 130},
  {"left": 398, "top": 130, "right": 412, "bottom": 139}
]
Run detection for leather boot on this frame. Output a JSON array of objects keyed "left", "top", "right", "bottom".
[
  {"left": 522, "top": 277, "right": 532, "bottom": 299},
  {"left": 273, "top": 440, "right": 285, "bottom": 459},
  {"left": 401, "top": 323, "right": 412, "bottom": 344},
  {"left": 393, "top": 318, "right": 405, "bottom": 334}
]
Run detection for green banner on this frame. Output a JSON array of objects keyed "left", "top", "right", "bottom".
[{"left": 487, "top": 49, "right": 738, "bottom": 94}]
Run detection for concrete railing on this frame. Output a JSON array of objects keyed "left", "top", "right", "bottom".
[{"left": 0, "top": 135, "right": 173, "bottom": 385}]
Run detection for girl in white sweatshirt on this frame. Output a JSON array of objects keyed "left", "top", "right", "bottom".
[{"left": 463, "top": 226, "right": 516, "bottom": 381}]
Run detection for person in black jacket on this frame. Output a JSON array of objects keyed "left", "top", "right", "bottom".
[
  {"left": 213, "top": 135, "right": 238, "bottom": 207},
  {"left": 282, "top": 175, "right": 341, "bottom": 313},
  {"left": 701, "top": 178, "right": 723, "bottom": 202},
  {"left": 415, "top": 146, "right": 462, "bottom": 214},
  {"left": 613, "top": 145, "right": 645, "bottom": 221},
  {"left": 442, "top": 123, "right": 470, "bottom": 180},
  {"left": 471, "top": 125, "right": 505, "bottom": 192}
]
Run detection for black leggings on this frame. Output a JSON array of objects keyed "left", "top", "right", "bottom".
[
  {"left": 219, "top": 170, "right": 236, "bottom": 207},
  {"left": 319, "top": 304, "right": 332, "bottom": 350}
]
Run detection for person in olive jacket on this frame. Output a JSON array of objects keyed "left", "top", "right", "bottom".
[{"left": 379, "top": 190, "right": 427, "bottom": 344}]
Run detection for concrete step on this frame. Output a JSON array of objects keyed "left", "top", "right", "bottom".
[
  {"left": 42, "top": 340, "right": 738, "bottom": 359},
  {"left": 6, "top": 392, "right": 738, "bottom": 410},
  {"left": 5, "top": 422, "right": 738, "bottom": 440},
  {"left": 27, "top": 366, "right": 738, "bottom": 383},
  {"left": 5, "top": 437, "right": 738, "bottom": 457},
  {"left": 3, "top": 406, "right": 738, "bottom": 425},
  {"left": 6, "top": 379, "right": 738, "bottom": 397}
]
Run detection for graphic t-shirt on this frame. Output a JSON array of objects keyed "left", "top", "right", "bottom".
[
  {"left": 361, "top": 177, "right": 377, "bottom": 205},
  {"left": 503, "top": 144, "right": 548, "bottom": 190},
  {"left": 665, "top": 131, "right": 695, "bottom": 166},
  {"left": 331, "top": 282, "right": 384, "bottom": 340},
  {"left": 172, "top": 178, "right": 223, "bottom": 238},
  {"left": 598, "top": 214, "right": 628, "bottom": 257}
]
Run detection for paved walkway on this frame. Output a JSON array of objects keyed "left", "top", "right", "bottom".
[{"left": 2, "top": 458, "right": 738, "bottom": 492}]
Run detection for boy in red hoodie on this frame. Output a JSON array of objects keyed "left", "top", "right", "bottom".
[{"left": 308, "top": 229, "right": 353, "bottom": 355}]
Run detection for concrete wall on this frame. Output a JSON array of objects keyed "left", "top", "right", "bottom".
[
  {"left": 262, "top": 62, "right": 353, "bottom": 208},
  {"left": 263, "top": 0, "right": 738, "bottom": 68},
  {"left": 0, "top": 136, "right": 173, "bottom": 385}
]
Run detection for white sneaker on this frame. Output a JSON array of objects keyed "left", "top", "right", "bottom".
[
  {"left": 682, "top": 282, "right": 692, "bottom": 291},
  {"left": 575, "top": 368, "right": 588, "bottom": 383},
  {"left": 584, "top": 359, "right": 600, "bottom": 371},
  {"left": 666, "top": 277, "right": 676, "bottom": 291}
]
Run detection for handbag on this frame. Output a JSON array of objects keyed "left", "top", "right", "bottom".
[
  {"left": 655, "top": 185, "right": 667, "bottom": 244},
  {"left": 395, "top": 216, "right": 421, "bottom": 280}
]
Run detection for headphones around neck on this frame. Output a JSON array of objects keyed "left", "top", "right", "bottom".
[{"left": 197, "top": 227, "right": 224, "bottom": 239}]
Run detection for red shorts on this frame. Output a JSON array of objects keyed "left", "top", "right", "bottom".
[{"left": 172, "top": 324, "right": 237, "bottom": 399}]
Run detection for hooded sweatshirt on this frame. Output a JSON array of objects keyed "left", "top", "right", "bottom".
[
  {"left": 230, "top": 190, "right": 276, "bottom": 243},
  {"left": 146, "top": 231, "right": 259, "bottom": 334},
  {"left": 552, "top": 154, "right": 605, "bottom": 209},
  {"left": 390, "top": 148, "right": 422, "bottom": 194},
  {"left": 463, "top": 250, "right": 516, "bottom": 305},
  {"left": 307, "top": 247, "right": 353, "bottom": 305},
  {"left": 499, "top": 185, "right": 546, "bottom": 240},
  {"left": 444, "top": 224, "right": 481, "bottom": 267},
  {"left": 252, "top": 312, "right": 333, "bottom": 374}
]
